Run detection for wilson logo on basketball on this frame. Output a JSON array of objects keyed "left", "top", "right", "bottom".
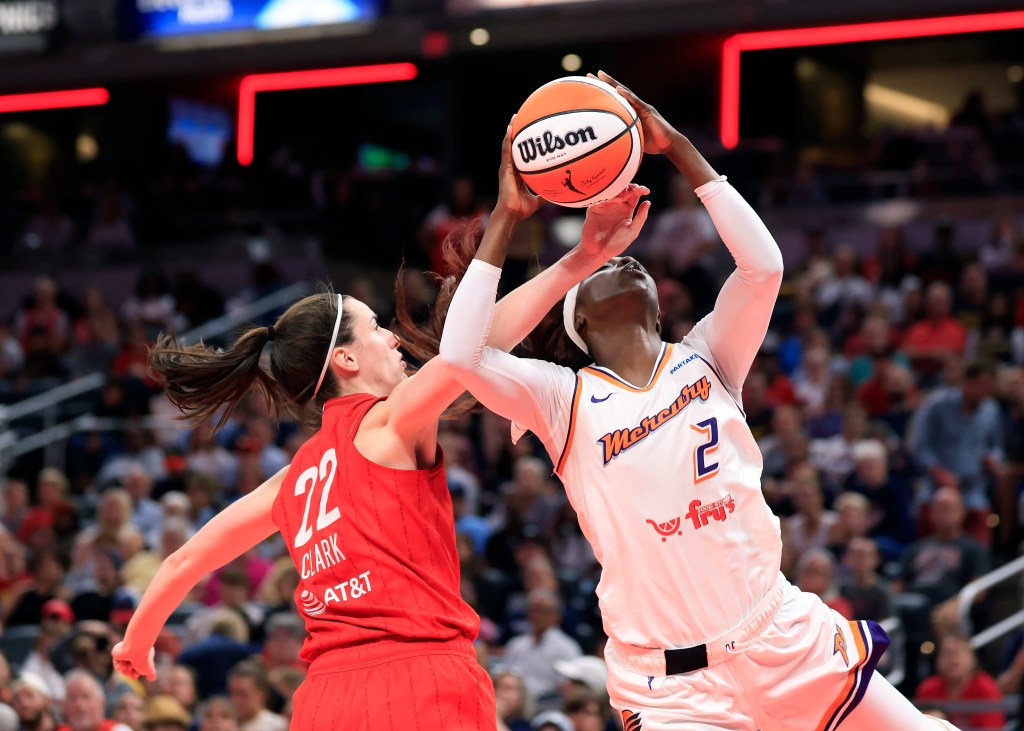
[
  {"left": 517, "top": 127, "right": 598, "bottom": 163},
  {"left": 597, "top": 376, "right": 712, "bottom": 465},
  {"left": 299, "top": 589, "right": 327, "bottom": 616},
  {"left": 645, "top": 517, "right": 683, "bottom": 542}
]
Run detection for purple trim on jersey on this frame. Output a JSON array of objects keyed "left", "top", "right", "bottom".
[
  {"left": 692, "top": 354, "right": 746, "bottom": 417},
  {"left": 828, "top": 621, "right": 891, "bottom": 731}
]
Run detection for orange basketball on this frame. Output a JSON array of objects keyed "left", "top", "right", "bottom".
[{"left": 511, "top": 76, "right": 644, "bottom": 208}]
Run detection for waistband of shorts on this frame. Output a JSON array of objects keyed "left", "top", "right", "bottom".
[
  {"left": 608, "top": 574, "right": 788, "bottom": 677},
  {"left": 307, "top": 637, "right": 477, "bottom": 675}
]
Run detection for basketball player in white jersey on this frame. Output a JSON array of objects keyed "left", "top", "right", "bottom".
[{"left": 440, "top": 72, "right": 959, "bottom": 731}]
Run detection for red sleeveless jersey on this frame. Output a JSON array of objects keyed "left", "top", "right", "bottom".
[{"left": 270, "top": 393, "right": 479, "bottom": 661}]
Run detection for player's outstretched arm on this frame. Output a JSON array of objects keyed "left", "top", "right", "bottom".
[
  {"left": 439, "top": 138, "right": 650, "bottom": 444},
  {"left": 385, "top": 123, "right": 648, "bottom": 442},
  {"left": 111, "top": 466, "right": 287, "bottom": 681}
]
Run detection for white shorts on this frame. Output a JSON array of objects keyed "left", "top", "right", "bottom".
[{"left": 606, "top": 580, "right": 889, "bottom": 731}]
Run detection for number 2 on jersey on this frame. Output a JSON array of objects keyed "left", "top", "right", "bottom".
[
  {"left": 691, "top": 417, "right": 720, "bottom": 484},
  {"left": 293, "top": 449, "right": 340, "bottom": 548}
]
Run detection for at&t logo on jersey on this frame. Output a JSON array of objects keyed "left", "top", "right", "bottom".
[
  {"left": 597, "top": 376, "right": 712, "bottom": 465},
  {"left": 683, "top": 494, "right": 735, "bottom": 530},
  {"left": 300, "top": 590, "right": 327, "bottom": 616},
  {"left": 298, "top": 571, "right": 374, "bottom": 617}
]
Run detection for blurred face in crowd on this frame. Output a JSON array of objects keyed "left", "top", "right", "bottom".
[
  {"left": 844, "top": 538, "right": 880, "bottom": 579},
  {"left": 526, "top": 594, "right": 561, "bottom": 635},
  {"left": 3, "top": 480, "right": 28, "bottom": 515},
  {"left": 513, "top": 458, "right": 547, "bottom": 497},
  {"left": 937, "top": 636, "right": 976, "bottom": 684},
  {"left": 199, "top": 699, "right": 238, "bottom": 731},
  {"left": 931, "top": 488, "right": 965, "bottom": 537},
  {"left": 98, "top": 492, "right": 129, "bottom": 532},
  {"left": 37, "top": 475, "right": 64, "bottom": 507},
  {"left": 567, "top": 699, "right": 604, "bottom": 731},
  {"left": 123, "top": 468, "right": 153, "bottom": 503},
  {"left": 35, "top": 553, "right": 63, "bottom": 590},
  {"left": 835, "top": 495, "right": 869, "bottom": 537},
  {"left": 796, "top": 553, "right": 833, "bottom": 597},
  {"left": 854, "top": 450, "right": 888, "bottom": 487},
  {"left": 113, "top": 692, "right": 144, "bottom": 729},
  {"left": 493, "top": 673, "right": 525, "bottom": 719},
  {"left": 227, "top": 676, "right": 265, "bottom": 722},
  {"left": 771, "top": 406, "right": 802, "bottom": 437},
  {"left": 169, "top": 666, "right": 197, "bottom": 710},
  {"left": 790, "top": 466, "right": 822, "bottom": 516},
  {"left": 63, "top": 676, "right": 105, "bottom": 731},
  {"left": 925, "top": 283, "right": 953, "bottom": 320},
  {"left": 264, "top": 628, "right": 302, "bottom": 668},
  {"left": 12, "top": 683, "right": 49, "bottom": 724}
]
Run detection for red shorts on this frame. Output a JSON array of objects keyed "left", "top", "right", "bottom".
[{"left": 289, "top": 638, "right": 496, "bottom": 731}]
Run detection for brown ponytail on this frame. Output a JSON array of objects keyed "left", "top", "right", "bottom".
[{"left": 149, "top": 292, "right": 353, "bottom": 429}]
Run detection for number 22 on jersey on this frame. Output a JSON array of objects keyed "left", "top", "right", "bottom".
[{"left": 293, "top": 448, "right": 340, "bottom": 548}]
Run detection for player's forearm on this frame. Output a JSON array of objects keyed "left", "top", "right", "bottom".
[
  {"left": 698, "top": 180, "right": 784, "bottom": 283},
  {"left": 475, "top": 208, "right": 519, "bottom": 268},
  {"left": 121, "top": 475, "right": 281, "bottom": 651},
  {"left": 490, "top": 245, "right": 602, "bottom": 352},
  {"left": 666, "top": 133, "right": 720, "bottom": 191},
  {"left": 441, "top": 260, "right": 499, "bottom": 370}
]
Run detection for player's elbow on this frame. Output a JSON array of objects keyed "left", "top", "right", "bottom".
[{"left": 438, "top": 334, "right": 479, "bottom": 372}]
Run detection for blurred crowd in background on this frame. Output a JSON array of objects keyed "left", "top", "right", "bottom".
[{"left": 0, "top": 87, "right": 1020, "bottom": 731}]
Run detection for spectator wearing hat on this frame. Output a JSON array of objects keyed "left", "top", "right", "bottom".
[
  {"left": 529, "top": 710, "right": 572, "bottom": 731},
  {"left": 56, "top": 670, "right": 131, "bottom": 731},
  {"left": 140, "top": 695, "right": 191, "bottom": 731},
  {"left": 108, "top": 589, "right": 139, "bottom": 631},
  {"left": 22, "top": 599, "right": 74, "bottom": 700},
  {"left": 226, "top": 661, "right": 285, "bottom": 731},
  {"left": 11, "top": 673, "right": 56, "bottom": 731},
  {"left": 502, "top": 589, "right": 582, "bottom": 703},
  {"left": 196, "top": 697, "right": 238, "bottom": 731},
  {"left": 553, "top": 656, "right": 608, "bottom": 699}
]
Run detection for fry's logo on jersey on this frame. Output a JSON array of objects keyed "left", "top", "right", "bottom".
[
  {"left": 683, "top": 494, "right": 735, "bottom": 530},
  {"left": 597, "top": 376, "right": 712, "bottom": 465}
]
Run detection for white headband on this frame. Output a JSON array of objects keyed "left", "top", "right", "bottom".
[
  {"left": 313, "top": 294, "right": 344, "bottom": 397},
  {"left": 562, "top": 284, "right": 589, "bottom": 354}
]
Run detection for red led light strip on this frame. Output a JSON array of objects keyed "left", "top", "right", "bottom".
[
  {"left": 720, "top": 10, "right": 1024, "bottom": 149},
  {"left": 236, "top": 63, "right": 419, "bottom": 166},
  {"left": 0, "top": 88, "right": 110, "bottom": 114}
]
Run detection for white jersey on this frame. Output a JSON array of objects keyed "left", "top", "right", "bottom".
[
  {"left": 553, "top": 337, "right": 781, "bottom": 648},
  {"left": 440, "top": 177, "right": 786, "bottom": 652}
]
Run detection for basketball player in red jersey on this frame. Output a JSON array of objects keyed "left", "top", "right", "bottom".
[{"left": 110, "top": 133, "right": 650, "bottom": 729}]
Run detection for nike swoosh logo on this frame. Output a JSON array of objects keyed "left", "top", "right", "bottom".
[{"left": 591, "top": 394, "right": 613, "bottom": 403}]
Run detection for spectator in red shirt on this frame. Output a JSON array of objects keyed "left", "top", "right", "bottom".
[
  {"left": 915, "top": 632, "right": 1006, "bottom": 729},
  {"left": 902, "top": 281, "right": 967, "bottom": 380}
]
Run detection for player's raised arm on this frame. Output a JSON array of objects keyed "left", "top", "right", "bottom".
[
  {"left": 439, "top": 123, "right": 650, "bottom": 448},
  {"left": 597, "top": 71, "right": 784, "bottom": 393},
  {"left": 111, "top": 466, "right": 287, "bottom": 681},
  {"left": 382, "top": 123, "right": 650, "bottom": 443}
]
